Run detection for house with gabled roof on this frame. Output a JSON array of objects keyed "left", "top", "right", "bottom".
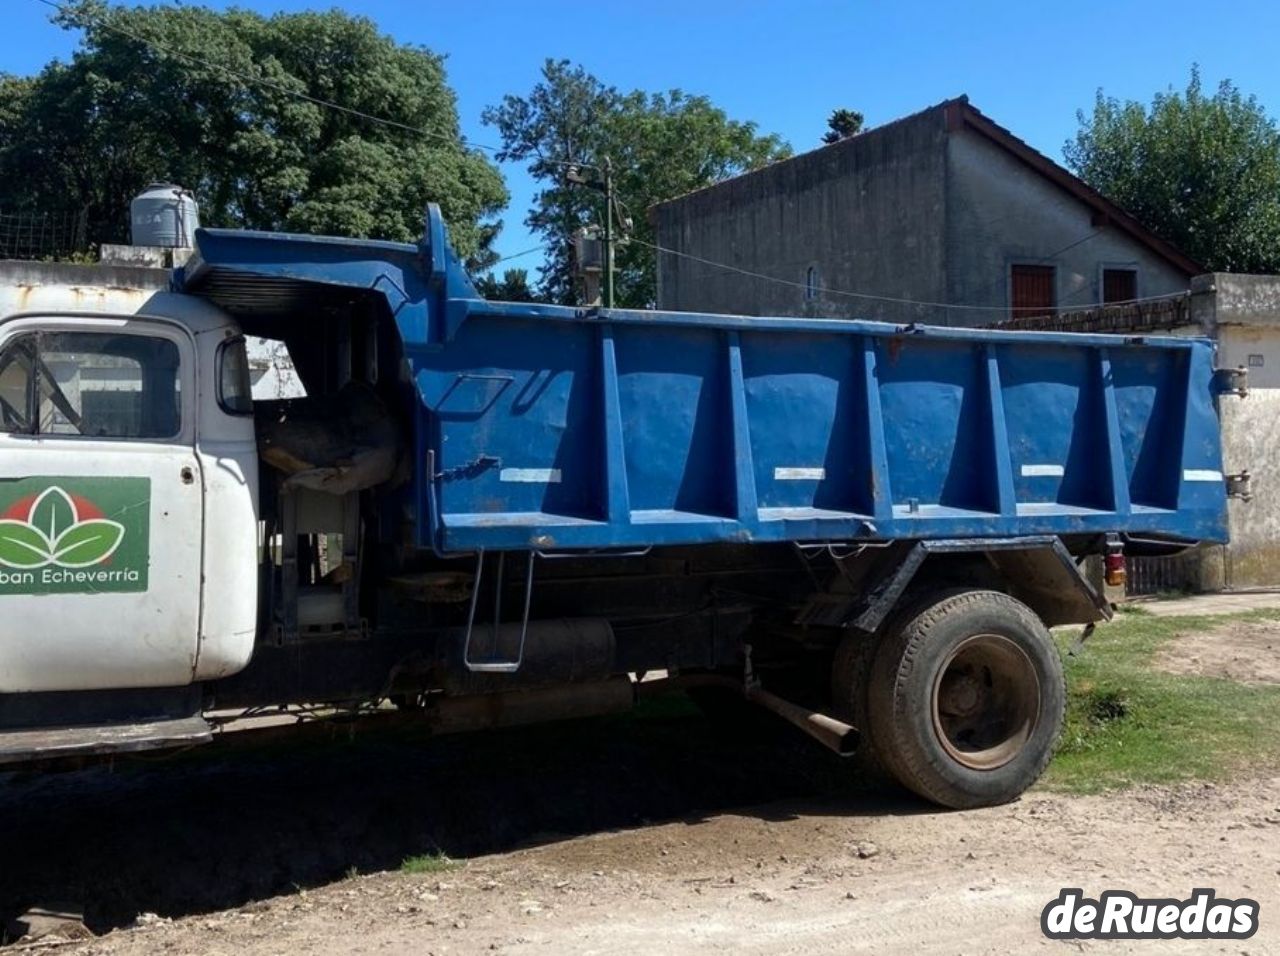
[{"left": 652, "top": 96, "right": 1201, "bottom": 326}]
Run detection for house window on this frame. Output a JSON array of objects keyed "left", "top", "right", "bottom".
[
  {"left": 1010, "top": 264, "right": 1056, "bottom": 319},
  {"left": 804, "top": 266, "right": 818, "bottom": 302},
  {"left": 1103, "top": 268, "right": 1138, "bottom": 304}
]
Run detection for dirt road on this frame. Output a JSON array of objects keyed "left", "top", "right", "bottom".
[
  {"left": 4, "top": 704, "right": 1277, "bottom": 955},
  {"left": 59, "top": 774, "right": 1280, "bottom": 955}
]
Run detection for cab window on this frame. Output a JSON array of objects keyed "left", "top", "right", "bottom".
[
  {"left": 217, "top": 336, "right": 254, "bottom": 415},
  {"left": 0, "top": 330, "right": 182, "bottom": 439}
]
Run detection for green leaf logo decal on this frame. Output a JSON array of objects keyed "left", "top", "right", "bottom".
[
  {"left": 50, "top": 520, "right": 125, "bottom": 568},
  {"left": 31, "top": 486, "right": 76, "bottom": 544},
  {"left": 0, "top": 520, "right": 51, "bottom": 569},
  {"left": 0, "top": 485, "right": 126, "bottom": 570}
]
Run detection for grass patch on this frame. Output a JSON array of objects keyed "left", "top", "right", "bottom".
[
  {"left": 1112, "top": 602, "right": 1152, "bottom": 616},
  {"left": 1044, "top": 608, "right": 1280, "bottom": 794},
  {"left": 400, "top": 851, "right": 457, "bottom": 875}
]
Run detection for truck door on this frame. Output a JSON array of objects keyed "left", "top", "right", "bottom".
[{"left": 0, "top": 315, "right": 203, "bottom": 692}]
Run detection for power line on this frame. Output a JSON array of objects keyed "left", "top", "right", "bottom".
[
  {"left": 474, "top": 244, "right": 547, "bottom": 272},
  {"left": 632, "top": 236, "right": 1189, "bottom": 315}
]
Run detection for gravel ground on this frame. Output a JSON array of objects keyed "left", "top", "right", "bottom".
[{"left": 42, "top": 774, "right": 1280, "bottom": 955}]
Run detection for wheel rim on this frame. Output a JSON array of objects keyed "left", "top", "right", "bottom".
[{"left": 930, "top": 633, "right": 1040, "bottom": 771}]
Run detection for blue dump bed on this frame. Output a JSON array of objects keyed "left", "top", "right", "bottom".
[{"left": 182, "top": 205, "right": 1230, "bottom": 555}]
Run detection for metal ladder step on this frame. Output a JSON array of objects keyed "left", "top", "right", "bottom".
[{"left": 463, "top": 550, "right": 534, "bottom": 673}]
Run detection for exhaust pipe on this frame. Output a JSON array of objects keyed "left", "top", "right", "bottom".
[
  {"left": 745, "top": 685, "right": 860, "bottom": 756},
  {"left": 639, "top": 674, "right": 859, "bottom": 757}
]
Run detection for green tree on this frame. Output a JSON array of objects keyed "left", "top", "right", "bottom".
[
  {"left": 1065, "top": 67, "right": 1280, "bottom": 273},
  {"left": 0, "top": 1, "right": 506, "bottom": 265},
  {"left": 822, "top": 108, "right": 864, "bottom": 144},
  {"left": 483, "top": 60, "right": 790, "bottom": 307},
  {"left": 474, "top": 267, "right": 537, "bottom": 302}
]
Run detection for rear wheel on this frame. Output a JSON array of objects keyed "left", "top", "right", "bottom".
[
  {"left": 864, "top": 590, "right": 1065, "bottom": 809},
  {"left": 830, "top": 632, "right": 888, "bottom": 777}
]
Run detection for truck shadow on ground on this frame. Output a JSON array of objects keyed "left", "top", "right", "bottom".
[{"left": 0, "top": 697, "right": 929, "bottom": 939}]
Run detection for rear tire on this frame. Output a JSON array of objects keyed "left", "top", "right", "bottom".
[
  {"left": 830, "top": 632, "right": 890, "bottom": 778},
  {"left": 865, "top": 589, "right": 1065, "bottom": 809}
]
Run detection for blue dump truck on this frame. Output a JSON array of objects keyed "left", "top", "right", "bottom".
[{"left": 0, "top": 206, "right": 1244, "bottom": 808}]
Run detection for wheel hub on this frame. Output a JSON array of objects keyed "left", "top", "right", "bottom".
[
  {"left": 937, "top": 672, "right": 983, "bottom": 717},
  {"left": 930, "top": 633, "right": 1040, "bottom": 771}
]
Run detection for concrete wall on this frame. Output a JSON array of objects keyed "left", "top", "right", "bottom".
[
  {"left": 0, "top": 260, "right": 169, "bottom": 318},
  {"left": 943, "top": 130, "right": 1189, "bottom": 324},
  {"left": 654, "top": 108, "right": 949, "bottom": 325},
  {"left": 1196, "top": 274, "right": 1280, "bottom": 587}
]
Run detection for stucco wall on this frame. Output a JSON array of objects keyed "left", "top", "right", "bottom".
[
  {"left": 1203, "top": 273, "right": 1280, "bottom": 330},
  {"left": 0, "top": 260, "right": 169, "bottom": 318},
  {"left": 653, "top": 108, "right": 949, "bottom": 324},
  {"left": 943, "top": 130, "right": 1189, "bottom": 324},
  {"left": 1216, "top": 381, "right": 1280, "bottom": 586},
  {"left": 1201, "top": 275, "right": 1280, "bottom": 586}
]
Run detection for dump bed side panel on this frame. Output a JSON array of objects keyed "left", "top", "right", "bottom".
[{"left": 414, "top": 311, "right": 1226, "bottom": 553}]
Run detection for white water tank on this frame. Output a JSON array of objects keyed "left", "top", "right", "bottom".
[{"left": 130, "top": 183, "right": 199, "bottom": 248}]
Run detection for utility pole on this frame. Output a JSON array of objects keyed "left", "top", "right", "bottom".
[
  {"left": 601, "top": 157, "right": 615, "bottom": 309},
  {"left": 566, "top": 159, "right": 619, "bottom": 308}
]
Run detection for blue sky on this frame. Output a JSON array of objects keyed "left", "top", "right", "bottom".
[{"left": 6, "top": 0, "right": 1280, "bottom": 274}]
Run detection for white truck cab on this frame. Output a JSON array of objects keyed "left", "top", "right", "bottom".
[{"left": 0, "top": 294, "right": 259, "bottom": 693}]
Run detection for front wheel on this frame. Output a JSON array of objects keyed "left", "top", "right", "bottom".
[{"left": 865, "top": 590, "right": 1065, "bottom": 809}]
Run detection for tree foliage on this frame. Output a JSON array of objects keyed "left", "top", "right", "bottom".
[
  {"left": 0, "top": 1, "right": 506, "bottom": 265},
  {"left": 822, "top": 108, "right": 864, "bottom": 144},
  {"left": 1065, "top": 68, "right": 1280, "bottom": 273},
  {"left": 474, "top": 267, "right": 536, "bottom": 302},
  {"left": 483, "top": 60, "right": 790, "bottom": 307}
]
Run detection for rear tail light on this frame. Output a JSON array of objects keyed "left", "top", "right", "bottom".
[{"left": 1105, "top": 550, "right": 1127, "bottom": 588}]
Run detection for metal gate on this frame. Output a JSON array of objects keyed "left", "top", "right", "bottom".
[{"left": 1126, "top": 553, "right": 1199, "bottom": 597}]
